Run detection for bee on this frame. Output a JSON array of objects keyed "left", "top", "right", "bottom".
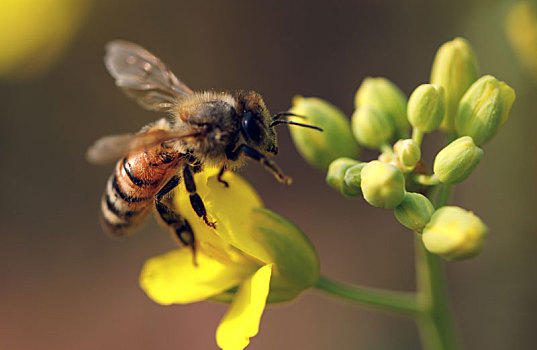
[{"left": 86, "top": 40, "right": 321, "bottom": 253}]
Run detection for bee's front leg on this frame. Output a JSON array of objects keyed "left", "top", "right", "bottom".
[
  {"left": 217, "top": 165, "right": 229, "bottom": 187},
  {"left": 155, "top": 175, "right": 198, "bottom": 265},
  {"left": 182, "top": 164, "right": 216, "bottom": 228},
  {"left": 226, "top": 144, "right": 292, "bottom": 184}
]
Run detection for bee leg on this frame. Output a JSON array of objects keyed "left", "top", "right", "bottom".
[
  {"left": 217, "top": 166, "right": 229, "bottom": 187},
  {"left": 155, "top": 175, "right": 180, "bottom": 202},
  {"left": 155, "top": 176, "right": 198, "bottom": 266},
  {"left": 183, "top": 164, "right": 217, "bottom": 228},
  {"left": 228, "top": 144, "right": 292, "bottom": 185}
]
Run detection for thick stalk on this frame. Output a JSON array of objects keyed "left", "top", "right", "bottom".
[
  {"left": 415, "top": 236, "right": 458, "bottom": 350},
  {"left": 435, "top": 184, "right": 453, "bottom": 209},
  {"left": 415, "top": 183, "right": 458, "bottom": 350}
]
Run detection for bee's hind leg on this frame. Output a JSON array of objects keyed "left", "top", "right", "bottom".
[
  {"left": 155, "top": 175, "right": 198, "bottom": 265},
  {"left": 182, "top": 164, "right": 216, "bottom": 228}
]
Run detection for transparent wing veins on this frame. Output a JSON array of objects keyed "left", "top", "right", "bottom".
[{"left": 105, "top": 40, "right": 194, "bottom": 111}]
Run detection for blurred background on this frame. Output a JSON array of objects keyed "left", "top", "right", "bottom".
[{"left": 1, "top": 0, "right": 536, "bottom": 349}]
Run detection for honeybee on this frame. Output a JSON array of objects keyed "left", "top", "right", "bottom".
[{"left": 87, "top": 40, "right": 320, "bottom": 252}]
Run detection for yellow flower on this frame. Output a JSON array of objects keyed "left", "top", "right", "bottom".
[{"left": 139, "top": 168, "right": 319, "bottom": 350}]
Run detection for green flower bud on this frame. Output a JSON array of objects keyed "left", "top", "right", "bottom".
[
  {"left": 422, "top": 206, "right": 487, "bottom": 261},
  {"left": 361, "top": 160, "right": 406, "bottom": 209},
  {"left": 344, "top": 162, "right": 366, "bottom": 194},
  {"left": 407, "top": 84, "right": 445, "bottom": 132},
  {"left": 288, "top": 96, "right": 359, "bottom": 171},
  {"left": 393, "top": 139, "right": 421, "bottom": 168},
  {"left": 455, "top": 75, "right": 516, "bottom": 146},
  {"left": 433, "top": 136, "right": 483, "bottom": 184},
  {"left": 430, "top": 37, "right": 479, "bottom": 132},
  {"left": 351, "top": 105, "right": 394, "bottom": 149},
  {"left": 394, "top": 192, "right": 434, "bottom": 232},
  {"left": 355, "top": 77, "right": 409, "bottom": 138},
  {"left": 326, "top": 158, "right": 362, "bottom": 197}
]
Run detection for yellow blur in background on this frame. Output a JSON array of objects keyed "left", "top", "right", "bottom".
[
  {"left": 0, "top": 0, "right": 90, "bottom": 79},
  {"left": 506, "top": 1, "right": 537, "bottom": 82}
]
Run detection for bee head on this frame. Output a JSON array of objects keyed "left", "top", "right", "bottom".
[
  {"left": 237, "top": 91, "right": 278, "bottom": 155},
  {"left": 236, "top": 91, "right": 323, "bottom": 156}
]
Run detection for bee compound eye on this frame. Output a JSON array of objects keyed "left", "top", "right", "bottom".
[{"left": 242, "top": 110, "right": 264, "bottom": 143}]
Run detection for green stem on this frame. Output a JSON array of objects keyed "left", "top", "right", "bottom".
[
  {"left": 435, "top": 184, "right": 453, "bottom": 209},
  {"left": 413, "top": 173, "right": 441, "bottom": 186},
  {"left": 412, "top": 128, "right": 424, "bottom": 147},
  {"left": 380, "top": 143, "right": 394, "bottom": 156},
  {"left": 414, "top": 183, "right": 458, "bottom": 350},
  {"left": 415, "top": 236, "right": 458, "bottom": 350},
  {"left": 315, "top": 275, "right": 421, "bottom": 316}
]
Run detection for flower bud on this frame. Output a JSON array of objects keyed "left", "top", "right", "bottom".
[
  {"left": 430, "top": 37, "right": 479, "bottom": 132},
  {"left": 288, "top": 96, "right": 359, "bottom": 171},
  {"left": 422, "top": 206, "right": 487, "bottom": 261},
  {"left": 361, "top": 160, "right": 406, "bottom": 209},
  {"left": 351, "top": 105, "right": 394, "bottom": 149},
  {"left": 393, "top": 139, "right": 421, "bottom": 168},
  {"left": 326, "top": 158, "right": 362, "bottom": 197},
  {"left": 455, "top": 75, "right": 516, "bottom": 146},
  {"left": 394, "top": 192, "right": 434, "bottom": 232},
  {"left": 355, "top": 77, "right": 409, "bottom": 138},
  {"left": 407, "top": 84, "right": 445, "bottom": 132},
  {"left": 433, "top": 136, "right": 483, "bottom": 184},
  {"left": 344, "top": 162, "right": 366, "bottom": 194}
]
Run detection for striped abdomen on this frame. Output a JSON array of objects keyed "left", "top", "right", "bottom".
[{"left": 101, "top": 146, "right": 183, "bottom": 236}]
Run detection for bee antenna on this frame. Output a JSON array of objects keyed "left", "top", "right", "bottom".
[
  {"left": 269, "top": 120, "right": 323, "bottom": 131},
  {"left": 271, "top": 112, "right": 308, "bottom": 121}
]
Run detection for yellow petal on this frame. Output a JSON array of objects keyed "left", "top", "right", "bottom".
[
  {"left": 216, "top": 264, "right": 273, "bottom": 350},
  {"left": 210, "top": 208, "right": 320, "bottom": 304},
  {"left": 203, "top": 175, "right": 274, "bottom": 263},
  {"left": 174, "top": 168, "right": 271, "bottom": 262},
  {"left": 139, "top": 249, "right": 258, "bottom": 305}
]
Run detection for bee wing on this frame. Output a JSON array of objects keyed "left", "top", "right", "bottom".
[
  {"left": 105, "top": 40, "right": 194, "bottom": 112},
  {"left": 86, "top": 129, "right": 199, "bottom": 165}
]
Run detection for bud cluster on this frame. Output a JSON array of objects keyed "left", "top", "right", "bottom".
[{"left": 288, "top": 37, "right": 512, "bottom": 261}]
